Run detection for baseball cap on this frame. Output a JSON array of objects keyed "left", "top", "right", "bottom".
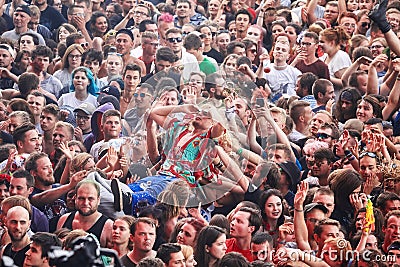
[
  {"left": 304, "top": 203, "right": 328, "bottom": 215},
  {"left": 116, "top": 28, "right": 134, "bottom": 41},
  {"left": 15, "top": 5, "right": 31, "bottom": 16},
  {"left": 98, "top": 85, "right": 121, "bottom": 100},
  {"left": 388, "top": 241, "right": 400, "bottom": 251},
  {"left": 74, "top": 103, "right": 96, "bottom": 115},
  {"left": 0, "top": 44, "right": 16, "bottom": 59}
]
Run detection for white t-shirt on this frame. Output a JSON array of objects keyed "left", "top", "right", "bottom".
[
  {"left": 58, "top": 92, "right": 98, "bottom": 109},
  {"left": 264, "top": 64, "right": 302, "bottom": 101},
  {"left": 320, "top": 50, "right": 351, "bottom": 78}
]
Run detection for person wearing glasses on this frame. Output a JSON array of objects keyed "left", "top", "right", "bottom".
[
  {"left": 292, "top": 32, "right": 329, "bottom": 79},
  {"left": 73, "top": 103, "right": 95, "bottom": 143},
  {"left": 53, "top": 44, "right": 85, "bottom": 90},
  {"left": 315, "top": 122, "right": 340, "bottom": 149},
  {"left": 304, "top": 147, "right": 335, "bottom": 187}
]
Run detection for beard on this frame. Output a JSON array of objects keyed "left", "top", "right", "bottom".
[
  {"left": 36, "top": 175, "right": 55, "bottom": 187},
  {"left": 8, "top": 228, "right": 28, "bottom": 241},
  {"left": 78, "top": 207, "right": 97, "bottom": 216}
]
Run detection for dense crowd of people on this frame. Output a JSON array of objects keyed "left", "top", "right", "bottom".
[{"left": 1, "top": 0, "right": 400, "bottom": 266}]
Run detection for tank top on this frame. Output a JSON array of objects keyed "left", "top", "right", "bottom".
[
  {"left": 62, "top": 211, "right": 109, "bottom": 242},
  {"left": 3, "top": 243, "right": 30, "bottom": 267}
]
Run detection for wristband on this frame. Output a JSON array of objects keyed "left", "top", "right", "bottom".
[
  {"left": 294, "top": 208, "right": 303, "bottom": 212},
  {"left": 237, "top": 148, "right": 243, "bottom": 156}
]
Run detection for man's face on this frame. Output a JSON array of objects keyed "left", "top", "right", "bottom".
[
  {"left": 6, "top": 208, "right": 30, "bottom": 242},
  {"left": 75, "top": 183, "right": 100, "bottom": 216},
  {"left": 116, "top": 33, "right": 134, "bottom": 55},
  {"left": 303, "top": 106, "right": 314, "bottom": 126},
  {"left": 28, "top": 15, "right": 40, "bottom": 32},
  {"left": 313, "top": 193, "right": 334, "bottom": 217},
  {"left": 122, "top": 0, "right": 134, "bottom": 13},
  {"left": 33, "top": 156, "right": 55, "bottom": 186},
  {"left": 320, "top": 85, "right": 335, "bottom": 104},
  {"left": 388, "top": 249, "right": 400, "bottom": 266},
  {"left": 273, "top": 42, "right": 290, "bottom": 63},
  {"left": 315, "top": 225, "right": 340, "bottom": 248},
  {"left": 251, "top": 242, "right": 270, "bottom": 262},
  {"left": 21, "top": 129, "right": 41, "bottom": 154},
  {"left": 52, "top": 126, "right": 72, "bottom": 150},
  {"left": 217, "top": 33, "right": 230, "bottom": 52},
  {"left": 20, "top": 35, "right": 36, "bottom": 52},
  {"left": 67, "top": 7, "right": 84, "bottom": 24},
  {"left": 166, "top": 33, "right": 183, "bottom": 54},
  {"left": 142, "top": 38, "right": 158, "bottom": 56},
  {"left": 106, "top": 54, "right": 123, "bottom": 76},
  {"left": 164, "top": 91, "right": 179, "bottom": 106},
  {"left": 357, "top": 15, "right": 370, "bottom": 35},
  {"left": 155, "top": 59, "right": 172, "bottom": 72},
  {"left": 75, "top": 110, "right": 91, "bottom": 132},
  {"left": 133, "top": 6, "right": 149, "bottom": 25},
  {"left": 323, "top": 4, "right": 339, "bottom": 24},
  {"left": 167, "top": 251, "right": 186, "bottom": 267},
  {"left": 316, "top": 128, "right": 335, "bottom": 147},
  {"left": 310, "top": 159, "right": 331, "bottom": 179},
  {"left": 230, "top": 210, "right": 252, "bottom": 238},
  {"left": 359, "top": 155, "right": 377, "bottom": 180},
  {"left": 300, "top": 36, "right": 317, "bottom": 56},
  {"left": 0, "top": 48, "right": 13, "bottom": 68},
  {"left": 158, "top": 21, "right": 175, "bottom": 40},
  {"left": 83, "top": 58, "right": 100, "bottom": 76},
  {"left": 175, "top": 2, "right": 190, "bottom": 18},
  {"left": 10, "top": 177, "right": 32, "bottom": 198},
  {"left": 40, "top": 112, "right": 57, "bottom": 132},
  {"left": 305, "top": 209, "right": 326, "bottom": 238},
  {"left": 132, "top": 222, "right": 156, "bottom": 252},
  {"left": 13, "top": 11, "right": 30, "bottom": 28},
  {"left": 234, "top": 98, "right": 249, "bottom": 120},
  {"left": 32, "top": 56, "right": 50, "bottom": 73},
  {"left": 384, "top": 200, "right": 400, "bottom": 216},
  {"left": 268, "top": 149, "right": 288, "bottom": 163},
  {"left": 145, "top": 23, "right": 158, "bottom": 34},
  {"left": 359, "top": 0, "right": 373, "bottom": 10},
  {"left": 236, "top": 14, "right": 250, "bottom": 33},
  {"left": 384, "top": 216, "right": 400, "bottom": 246},
  {"left": 24, "top": 242, "right": 46, "bottom": 267},
  {"left": 388, "top": 12, "right": 400, "bottom": 32},
  {"left": 340, "top": 16, "right": 357, "bottom": 36},
  {"left": 233, "top": 46, "right": 245, "bottom": 56},
  {"left": 123, "top": 69, "right": 140, "bottom": 92},
  {"left": 213, "top": 77, "right": 227, "bottom": 99},
  {"left": 134, "top": 87, "right": 153, "bottom": 110},
  {"left": 102, "top": 116, "right": 122, "bottom": 139},
  {"left": 27, "top": 95, "right": 45, "bottom": 116},
  {"left": 0, "top": 184, "right": 9, "bottom": 203}
]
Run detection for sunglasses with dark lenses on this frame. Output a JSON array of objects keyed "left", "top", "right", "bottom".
[
  {"left": 361, "top": 22, "right": 370, "bottom": 28},
  {"left": 167, "top": 37, "right": 182, "bottom": 43},
  {"left": 133, "top": 92, "right": 151, "bottom": 98},
  {"left": 316, "top": 132, "right": 335, "bottom": 140}
]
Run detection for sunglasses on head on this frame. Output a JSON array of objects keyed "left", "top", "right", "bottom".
[{"left": 359, "top": 151, "right": 377, "bottom": 158}]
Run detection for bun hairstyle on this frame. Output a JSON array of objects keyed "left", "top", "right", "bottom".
[{"left": 320, "top": 26, "right": 350, "bottom": 45}]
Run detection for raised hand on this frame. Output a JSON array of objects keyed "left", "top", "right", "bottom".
[
  {"left": 59, "top": 141, "right": 74, "bottom": 160},
  {"left": 107, "top": 146, "right": 119, "bottom": 169},
  {"left": 294, "top": 181, "right": 308, "bottom": 210}
]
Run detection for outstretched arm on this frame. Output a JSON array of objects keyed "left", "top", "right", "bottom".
[{"left": 294, "top": 181, "right": 312, "bottom": 251}]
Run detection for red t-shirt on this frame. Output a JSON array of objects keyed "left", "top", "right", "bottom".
[{"left": 226, "top": 238, "right": 253, "bottom": 262}]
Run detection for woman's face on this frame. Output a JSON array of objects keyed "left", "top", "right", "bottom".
[
  {"left": 246, "top": 45, "right": 257, "bottom": 62},
  {"left": 177, "top": 223, "right": 197, "bottom": 247},
  {"left": 200, "top": 26, "right": 212, "bottom": 46},
  {"left": 83, "top": 157, "right": 95, "bottom": 171},
  {"left": 185, "top": 254, "right": 197, "bottom": 267},
  {"left": 370, "top": 41, "right": 385, "bottom": 58},
  {"left": 208, "top": 234, "right": 227, "bottom": 260},
  {"left": 188, "top": 74, "right": 204, "bottom": 94},
  {"left": 356, "top": 100, "right": 375, "bottom": 122},
  {"left": 224, "top": 57, "right": 237, "bottom": 74},
  {"left": 68, "top": 49, "right": 82, "bottom": 69},
  {"left": 73, "top": 71, "right": 89, "bottom": 91},
  {"left": 20, "top": 35, "right": 35, "bottom": 52},
  {"left": 95, "top": 16, "right": 108, "bottom": 34},
  {"left": 112, "top": 219, "right": 131, "bottom": 245},
  {"left": 272, "top": 24, "right": 284, "bottom": 41},
  {"left": 264, "top": 195, "right": 283, "bottom": 220},
  {"left": 285, "top": 26, "right": 297, "bottom": 45},
  {"left": 319, "top": 35, "right": 334, "bottom": 53},
  {"left": 58, "top": 26, "right": 70, "bottom": 43},
  {"left": 218, "top": 14, "right": 226, "bottom": 29},
  {"left": 347, "top": 0, "right": 358, "bottom": 11},
  {"left": 208, "top": 0, "right": 220, "bottom": 16}
]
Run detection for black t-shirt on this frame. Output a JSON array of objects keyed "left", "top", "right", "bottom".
[
  {"left": 204, "top": 48, "right": 224, "bottom": 64},
  {"left": 0, "top": 66, "right": 22, "bottom": 89},
  {"left": 40, "top": 5, "right": 66, "bottom": 31},
  {"left": 120, "top": 254, "right": 137, "bottom": 267},
  {"left": 3, "top": 243, "right": 30, "bottom": 267}
]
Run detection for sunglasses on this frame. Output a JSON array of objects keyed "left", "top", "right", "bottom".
[
  {"left": 359, "top": 151, "right": 377, "bottom": 158},
  {"left": 134, "top": 92, "right": 151, "bottom": 98},
  {"left": 361, "top": 22, "right": 370, "bottom": 28},
  {"left": 167, "top": 37, "right": 182, "bottom": 43},
  {"left": 316, "top": 132, "right": 335, "bottom": 140},
  {"left": 80, "top": 42, "right": 89, "bottom": 48}
]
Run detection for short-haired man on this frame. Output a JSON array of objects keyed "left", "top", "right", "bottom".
[
  {"left": 40, "top": 104, "right": 59, "bottom": 154},
  {"left": 57, "top": 179, "right": 114, "bottom": 248},
  {"left": 28, "top": 5, "right": 52, "bottom": 40},
  {"left": 49, "top": 121, "right": 74, "bottom": 167},
  {"left": 184, "top": 33, "right": 217, "bottom": 75},
  {"left": 73, "top": 103, "right": 95, "bottom": 143},
  {"left": 382, "top": 210, "right": 400, "bottom": 254},
  {"left": 27, "top": 91, "right": 46, "bottom": 134},
  {"left": 156, "top": 243, "right": 186, "bottom": 267},
  {"left": 235, "top": 9, "right": 252, "bottom": 40},
  {"left": 10, "top": 169, "right": 49, "bottom": 233},
  {"left": 99, "top": 53, "right": 124, "bottom": 84},
  {"left": 90, "top": 110, "right": 123, "bottom": 162},
  {"left": 312, "top": 79, "right": 335, "bottom": 113},
  {"left": 165, "top": 28, "right": 200, "bottom": 81},
  {"left": 174, "top": 0, "right": 206, "bottom": 28},
  {"left": 121, "top": 217, "right": 157, "bottom": 266},
  {"left": 138, "top": 32, "right": 159, "bottom": 75},
  {"left": 305, "top": 148, "right": 335, "bottom": 187},
  {"left": 376, "top": 192, "right": 400, "bottom": 216},
  {"left": 251, "top": 232, "right": 273, "bottom": 262},
  {"left": 115, "top": 29, "right": 146, "bottom": 76},
  {"left": 296, "top": 72, "right": 318, "bottom": 109},
  {"left": 29, "top": 45, "right": 63, "bottom": 99},
  {"left": 312, "top": 187, "right": 335, "bottom": 218},
  {"left": 315, "top": 122, "right": 340, "bottom": 149},
  {"left": 2, "top": 206, "right": 31, "bottom": 267},
  {"left": 323, "top": 1, "right": 339, "bottom": 26},
  {"left": 12, "top": 123, "right": 41, "bottom": 155},
  {"left": 216, "top": 31, "right": 231, "bottom": 58},
  {"left": 23, "top": 232, "right": 61, "bottom": 267},
  {"left": 227, "top": 206, "right": 262, "bottom": 262},
  {"left": 339, "top": 12, "right": 358, "bottom": 36},
  {"left": 120, "top": 64, "right": 141, "bottom": 117},
  {"left": 8, "top": 111, "right": 31, "bottom": 135},
  {"left": 0, "top": 43, "right": 20, "bottom": 89},
  {"left": 1, "top": 5, "right": 46, "bottom": 45},
  {"left": 288, "top": 100, "right": 313, "bottom": 142}
]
